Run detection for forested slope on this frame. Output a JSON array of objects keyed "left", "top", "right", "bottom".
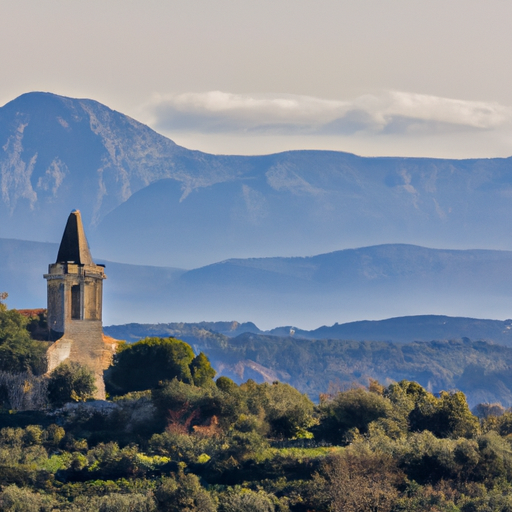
[{"left": 105, "top": 322, "right": 512, "bottom": 407}]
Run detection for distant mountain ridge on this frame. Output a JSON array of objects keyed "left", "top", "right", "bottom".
[
  {"left": 4, "top": 237, "right": 512, "bottom": 330},
  {"left": 104, "top": 315, "right": 512, "bottom": 347},
  {"left": 3, "top": 92, "right": 512, "bottom": 268},
  {"left": 271, "top": 315, "right": 512, "bottom": 344},
  {"left": 5, "top": 236, "right": 512, "bottom": 406}
]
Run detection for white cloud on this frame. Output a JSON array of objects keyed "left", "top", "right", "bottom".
[
  {"left": 378, "top": 92, "right": 508, "bottom": 129},
  {"left": 146, "top": 90, "right": 512, "bottom": 136}
]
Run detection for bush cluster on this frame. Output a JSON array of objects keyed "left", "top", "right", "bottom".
[{"left": 3, "top": 301, "right": 512, "bottom": 510}]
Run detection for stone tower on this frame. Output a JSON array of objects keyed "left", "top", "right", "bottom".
[{"left": 44, "top": 210, "right": 117, "bottom": 399}]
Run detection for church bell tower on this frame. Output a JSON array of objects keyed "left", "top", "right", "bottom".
[
  {"left": 44, "top": 210, "right": 116, "bottom": 399},
  {"left": 45, "top": 210, "right": 105, "bottom": 338}
]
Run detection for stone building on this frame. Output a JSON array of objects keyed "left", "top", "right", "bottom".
[{"left": 44, "top": 210, "right": 117, "bottom": 399}]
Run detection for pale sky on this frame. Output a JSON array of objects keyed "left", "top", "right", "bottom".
[{"left": 2, "top": 0, "right": 512, "bottom": 158}]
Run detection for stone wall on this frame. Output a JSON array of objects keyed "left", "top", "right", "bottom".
[{"left": 46, "top": 321, "right": 118, "bottom": 400}]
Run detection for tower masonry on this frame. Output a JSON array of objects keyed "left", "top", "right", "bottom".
[{"left": 44, "top": 210, "right": 118, "bottom": 399}]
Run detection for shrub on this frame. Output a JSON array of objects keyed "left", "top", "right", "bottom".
[
  {"left": 320, "top": 447, "right": 403, "bottom": 512},
  {"left": 106, "top": 337, "right": 198, "bottom": 395},
  {"left": 47, "top": 361, "right": 96, "bottom": 407},
  {"left": 155, "top": 472, "right": 216, "bottom": 512},
  {"left": 318, "top": 388, "right": 393, "bottom": 444},
  {"left": 0, "top": 484, "right": 45, "bottom": 512},
  {"left": 219, "top": 489, "right": 275, "bottom": 512},
  {"left": 71, "top": 492, "right": 156, "bottom": 512}
]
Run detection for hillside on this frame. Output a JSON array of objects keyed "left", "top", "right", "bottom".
[
  {"left": 113, "top": 244, "right": 512, "bottom": 328},
  {"left": 270, "top": 315, "right": 512, "bottom": 345},
  {"left": 5, "top": 234, "right": 512, "bottom": 406},
  {"left": 3, "top": 93, "right": 512, "bottom": 269},
  {"left": 104, "top": 321, "right": 512, "bottom": 407},
  {"left": 106, "top": 315, "right": 512, "bottom": 346},
  {"left": 0, "top": 92, "right": 249, "bottom": 250},
  {"left": 4, "top": 239, "right": 512, "bottom": 327},
  {"left": 208, "top": 335, "right": 512, "bottom": 408}
]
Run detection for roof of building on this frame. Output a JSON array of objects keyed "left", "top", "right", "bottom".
[
  {"left": 56, "top": 210, "right": 94, "bottom": 265},
  {"left": 16, "top": 308, "right": 46, "bottom": 318}
]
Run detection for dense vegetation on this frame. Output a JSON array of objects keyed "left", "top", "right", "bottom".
[
  {"left": 106, "top": 322, "right": 512, "bottom": 407},
  {"left": 0, "top": 296, "right": 47, "bottom": 375},
  {"left": 5, "top": 301, "right": 512, "bottom": 510}
]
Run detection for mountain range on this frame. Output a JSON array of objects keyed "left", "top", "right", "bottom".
[
  {"left": 4, "top": 91, "right": 512, "bottom": 404},
  {"left": 3, "top": 92, "right": 512, "bottom": 270},
  {"left": 2, "top": 237, "right": 512, "bottom": 329},
  {"left": 105, "top": 315, "right": 512, "bottom": 347}
]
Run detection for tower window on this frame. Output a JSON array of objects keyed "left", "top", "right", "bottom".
[{"left": 71, "top": 285, "right": 81, "bottom": 319}]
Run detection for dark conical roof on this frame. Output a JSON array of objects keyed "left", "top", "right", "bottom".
[{"left": 56, "top": 210, "right": 94, "bottom": 265}]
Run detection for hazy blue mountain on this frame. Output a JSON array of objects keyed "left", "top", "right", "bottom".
[
  {"left": 0, "top": 92, "right": 249, "bottom": 245},
  {"left": 113, "top": 320, "right": 262, "bottom": 339},
  {"left": 159, "top": 244, "right": 512, "bottom": 328},
  {"left": 92, "top": 151, "right": 512, "bottom": 268},
  {"left": 106, "top": 315, "right": 512, "bottom": 346},
  {"left": 0, "top": 238, "right": 184, "bottom": 321},
  {"left": 0, "top": 238, "right": 57, "bottom": 308},
  {"left": 3, "top": 238, "right": 512, "bottom": 330},
  {"left": 269, "top": 315, "right": 512, "bottom": 344},
  {"left": 3, "top": 93, "right": 512, "bottom": 268}
]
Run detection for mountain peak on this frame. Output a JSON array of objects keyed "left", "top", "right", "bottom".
[
  {"left": 0, "top": 91, "right": 194, "bottom": 241},
  {"left": 2, "top": 91, "right": 512, "bottom": 269}
]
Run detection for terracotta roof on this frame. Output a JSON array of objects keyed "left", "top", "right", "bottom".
[
  {"left": 56, "top": 210, "right": 94, "bottom": 265},
  {"left": 16, "top": 308, "right": 46, "bottom": 318}
]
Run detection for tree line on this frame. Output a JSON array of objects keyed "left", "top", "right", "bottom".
[{"left": 3, "top": 299, "right": 512, "bottom": 510}]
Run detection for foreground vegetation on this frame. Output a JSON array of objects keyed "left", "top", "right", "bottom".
[{"left": 5, "top": 301, "right": 512, "bottom": 510}]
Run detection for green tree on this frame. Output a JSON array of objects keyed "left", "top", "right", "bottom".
[
  {"left": 318, "top": 387, "right": 393, "bottom": 444},
  {"left": 106, "top": 337, "right": 196, "bottom": 395},
  {"left": 385, "top": 381, "right": 479, "bottom": 438},
  {"left": 155, "top": 472, "right": 216, "bottom": 512},
  {"left": 219, "top": 489, "right": 275, "bottom": 512},
  {"left": 385, "top": 380, "right": 433, "bottom": 417},
  {"left": 190, "top": 352, "right": 216, "bottom": 387},
  {"left": 436, "top": 391, "right": 480, "bottom": 438},
  {"left": 472, "top": 432, "right": 512, "bottom": 486},
  {"left": 45, "top": 424, "right": 65, "bottom": 448},
  {"left": 216, "top": 376, "right": 238, "bottom": 393},
  {"left": 409, "top": 390, "right": 479, "bottom": 438},
  {"left": 0, "top": 301, "right": 47, "bottom": 374},
  {"left": 265, "top": 382, "right": 316, "bottom": 439},
  {"left": 47, "top": 361, "right": 96, "bottom": 407}
]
